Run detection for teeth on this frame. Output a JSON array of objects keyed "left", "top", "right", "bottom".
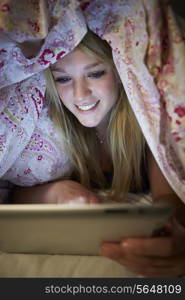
[{"left": 77, "top": 102, "right": 97, "bottom": 111}]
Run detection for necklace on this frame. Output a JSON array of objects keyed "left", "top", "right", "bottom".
[{"left": 95, "top": 130, "right": 106, "bottom": 144}]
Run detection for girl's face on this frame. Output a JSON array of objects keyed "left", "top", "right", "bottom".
[{"left": 51, "top": 48, "right": 119, "bottom": 128}]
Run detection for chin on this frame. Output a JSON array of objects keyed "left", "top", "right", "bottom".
[
  {"left": 80, "top": 123, "right": 97, "bottom": 128},
  {"left": 79, "top": 120, "right": 99, "bottom": 128}
]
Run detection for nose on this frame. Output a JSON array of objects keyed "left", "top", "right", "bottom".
[{"left": 73, "top": 79, "right": 91, "bottom": 102}]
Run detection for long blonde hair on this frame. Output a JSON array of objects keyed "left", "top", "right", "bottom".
[{"left": 45, "top": 30, "right": 146, "bottom": 202}]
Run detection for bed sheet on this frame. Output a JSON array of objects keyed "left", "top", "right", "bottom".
[{"left": 0, "top": 253, "right": 135, "bottom": 278}]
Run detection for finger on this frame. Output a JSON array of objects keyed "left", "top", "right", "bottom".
[
  {"left": 64, "top": 197, "right": 87, "bottom": 204},
  {"left": 99, "top": 243, "right": 165, "bottom": 276},
  {"left": 100, "top": 243, "right": 174, "bottom": 270},
  {"left": 123, "top": 253, "right": 174, "bottom": 268},
  {"left": 137, "top": 264, "right": 185, "bottom": 277},
  {"left": 121, "top": 237, "right": 176, "bottom": 257},
  {"left": 88, "top": 194, "right": 100, "bottom": 204},
  {"left": 99, "top": 242, "right": 124, "bottom": 260},
  {"left": 100, "top": 243, "right": 185, "bottom": 277},
  {"left": 119, "top": 252, "right": 185, "bottom": 276},
  {"left": 67, "top": 196, "right": 99, "bottom": 204}
]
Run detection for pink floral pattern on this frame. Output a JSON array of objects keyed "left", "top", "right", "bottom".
[
  {"left": 0, "top": 0, "right": 185, "bottom": 203},
  {"left": 2, "top": 103, "right": 73, "bottom": 186},
  {"left": 174, "top": 105, "right": 185, "bottom": 118},
  {"left": 0, "top": 0, "right": 87, "bottom": 88}
]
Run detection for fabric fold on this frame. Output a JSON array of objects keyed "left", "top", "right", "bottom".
[
  {"left": 0, "top": 0, "right": 87, "bottom": 88},
  {"left": 0, "top": 73, "right": 45, "bottom": 176}
]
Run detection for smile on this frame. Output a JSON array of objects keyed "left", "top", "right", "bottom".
[{"left": 76, "top": 100, "right": 100, "bottom": 112}]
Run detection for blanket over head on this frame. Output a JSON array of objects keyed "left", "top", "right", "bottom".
[{"left": 0, "top": 0, "right": 185, "bottom": 201}]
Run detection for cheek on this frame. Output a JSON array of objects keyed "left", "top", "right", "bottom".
[
  {"left": 103, "top": 75, "right": 118, "bottom": 102},
  {"left": 55, "top": 85, "right": 70, "bottom": 104}
]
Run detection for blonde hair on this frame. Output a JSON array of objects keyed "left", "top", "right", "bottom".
[{"left": 45, "top": 30, "right": 146, "bottom": 202}]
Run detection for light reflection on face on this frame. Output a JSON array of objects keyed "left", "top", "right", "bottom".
[{"left": 51, "top": 48, "right": 119, "bottom": 129}]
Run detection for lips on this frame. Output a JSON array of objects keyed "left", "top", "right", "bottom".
[{"left": 75, "top": 100, "right": 100, "bottom": 112}]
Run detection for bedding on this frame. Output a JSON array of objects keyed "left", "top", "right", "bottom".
[
  {"left": 0, "top": 253, "right": 135, "bottom": 278},
  {"left": 0, "top": 0, "right": 185, "bottom": 202}
]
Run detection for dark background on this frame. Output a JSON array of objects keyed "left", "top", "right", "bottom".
[{"left": 170, "top": 0, "right": 185, "bottom": 18}]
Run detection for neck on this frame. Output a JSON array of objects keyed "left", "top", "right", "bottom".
[
  {"left": 95, "top": 112, "right": 110, "bottom": 139},
  {"left": 95, "top": 124, "right": 108, "bottom": 145}
]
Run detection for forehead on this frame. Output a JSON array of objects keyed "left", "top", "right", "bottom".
[{"left": 52, "top": 48, "right": 105, "bottom": 72}]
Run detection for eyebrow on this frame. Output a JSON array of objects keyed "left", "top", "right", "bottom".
[
  {"left": 51, "top": 62, "right": 104, "bottom": 73},
  {"left": 84, "top": 62, "right": 104, "bottom": 70}
]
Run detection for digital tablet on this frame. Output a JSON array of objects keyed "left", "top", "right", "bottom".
[{"left": 0, "top": 203, "right": 173, "bottom": 255}]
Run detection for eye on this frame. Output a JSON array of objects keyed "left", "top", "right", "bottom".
[
  {"left": 55, "top": 76, "right": 71, "bottom": 84},
  {"left": 88, "top": 70, "right": 106, "bottom": 79}
]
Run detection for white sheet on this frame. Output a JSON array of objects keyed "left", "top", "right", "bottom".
[{"left": 0, "top": 253, "right": 136, "bottom": 277}]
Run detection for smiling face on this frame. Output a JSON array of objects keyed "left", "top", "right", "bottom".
[{"left": 51, "top": 48, "right": 119, "bottom": 129}]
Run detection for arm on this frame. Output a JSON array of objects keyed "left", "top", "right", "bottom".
[
  {"left": 11, "top": 180, "right": 99, "bottom": 204},
  {"left": 147, "top": 149, "right": 185, "bottom": 226}
]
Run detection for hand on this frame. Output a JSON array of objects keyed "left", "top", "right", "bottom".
[
  {"left": 99, "top": 217, "right": 185, "bottom": 277},
  {"left": 44, "top": 180, "right": 99, "bottom": 205}
]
